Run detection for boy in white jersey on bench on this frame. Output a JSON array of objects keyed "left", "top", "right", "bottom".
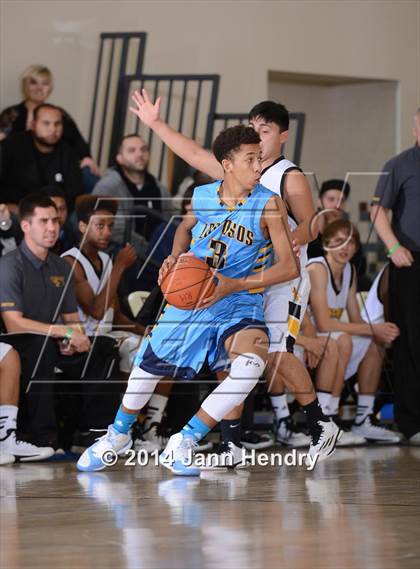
[
  {"left": 62, "top": 196, "right": 145, "bottom": 378},
  {"left": 306, "top": 219, "right": 401, "bottom": 443},
  {"left": 76, "top": 125, "right": 314, "bottom": 475},
  {"left": 128, "top": 90, "right": 339, "bottom": 459},
  {"left": 63, "top": 196, "right": 182, "bottom": 453}
]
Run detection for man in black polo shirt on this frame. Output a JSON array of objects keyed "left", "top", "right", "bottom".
[
  {"left": 371, "top": 108, "right": 420, "bottom": 445},
  {"left": 0, "top": 104, "right": 83, "bottom": 213},
  {"left": 0, "top": 194, "right": 119, "bottom": 449}
]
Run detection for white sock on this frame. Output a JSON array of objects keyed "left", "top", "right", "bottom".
[
  {"left": 0, "top": 405, "right": 18, "bottom": 435},
  {"left": 144, "top": 394, "right": 168, "bottom": 431},
  {"left": 270, "top": 393, "right": 290, "bottom": 422},
  {"left": 328, "top": 396, "right": 340, "bottom": 416},
  {"left": 356, "top": 394, "right": 375, "bottom": 424},
  {"left": 317, "top": 391, "right": 332, "bottom": 415}
]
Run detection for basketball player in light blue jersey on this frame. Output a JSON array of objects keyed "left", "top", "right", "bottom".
[
  {"left": 127, "top": 89, "right": 341, "bottom": 464},
  {"left": 77, "top": 125, "right": 299, "bottom": 474}
]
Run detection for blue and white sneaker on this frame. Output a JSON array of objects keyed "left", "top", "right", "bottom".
[
  {"left": 77, "top": 425, "right": 132, "bottom": 472},
  {"left": 159, "top": 433, "right": 200, "bottom": 476}
]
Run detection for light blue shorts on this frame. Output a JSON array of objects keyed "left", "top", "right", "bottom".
[{"left": 134, "top": 292, "right": 268, "bottom": 380}]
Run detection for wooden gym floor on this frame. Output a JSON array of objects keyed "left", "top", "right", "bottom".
[{"left": 1, "top": 446, "right": 419, "bottom": 569}]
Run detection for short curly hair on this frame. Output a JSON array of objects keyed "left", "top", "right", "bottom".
[
  {"left": 212, "top": 124, "right": 260, "bottom": 164},
  {"left": 75, "top": 195, "right": 118, "bottom": 224}
]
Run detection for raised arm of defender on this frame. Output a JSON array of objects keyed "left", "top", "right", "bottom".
[
  {"left": 130, "top": 89, "right": 316, "bottom": 247},
  {"left": 130, "top": 89, "right": 222, "bottom": 180}
]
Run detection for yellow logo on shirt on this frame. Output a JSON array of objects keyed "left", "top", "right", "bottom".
[
  {"left": 329, "top": 307, "right": 343, "bottom": 319},
  {"left": 50, "top": 276, "right": 65, "bottom": 287}
]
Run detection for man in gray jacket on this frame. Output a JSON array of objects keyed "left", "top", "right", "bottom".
[{"left": 92, "top": 134, "right": 171, "bottom": 247}]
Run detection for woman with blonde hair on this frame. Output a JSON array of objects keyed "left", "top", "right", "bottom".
[{"left": 0, "top": 64, "right": 100, "bottom": 185}]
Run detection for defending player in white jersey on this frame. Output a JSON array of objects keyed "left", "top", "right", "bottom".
[
  {"left": 306, "top": 219, "right": 401, "bottom": 443},
  {"left": 128, "top": 90, "right": 339, "bottom": 461}
]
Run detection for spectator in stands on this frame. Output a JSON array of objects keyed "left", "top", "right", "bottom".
[
  {"left": 0, "top": 203, "right": 21, "bottom": 256},
  {"left": 0, "top": 64, "right": 100, "bottom": 190},
  {"left": 0, "top": 193, "right": 119, "bottom": 449},
  {"left": 308, "top": 179, "right": 370, "bottom": 290},
  {"left": 92, "top": 134, "right": 171, "bottom": 247},
  {"left": 0, "top": 104, "right": 83, "bottom": 212},
  {"left": 62, "top": 196, "right": 145, "bottom": 377},
  {"left": 42, "top": 185, "right": 77, "bottom": 254},
  {"left": 0, "top": 343, "right": 54, "bottom": 463},
  {"left": 371, "top": 108, "right": 420, "bottom": 445},
  {"left": 306, "top": 219, "right": 401, "bottom": 443}
]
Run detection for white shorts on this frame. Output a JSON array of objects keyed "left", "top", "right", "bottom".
[
  {"left": 0, "top": 342, "right": 12, "bottom": 363},
  {"left": 106, "top": 332, "right": 143, "bottom": 373},
  {"left": 294, "top": 333, "right": 371, "bottom": 380},
  {"left": 264, "top": 268, "right": 311, "bottom": 354}
]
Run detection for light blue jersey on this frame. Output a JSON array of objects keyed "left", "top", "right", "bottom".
[
  {"left": 134, "top": 181, "right": 275, "bottom": 379},
  {"left": 190, "top": 181, "right": 274, "bottom": 283}
]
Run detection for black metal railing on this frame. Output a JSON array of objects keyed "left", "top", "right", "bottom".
[
  {"left": 114, "top": 73, "right": 220, "bottom": 185},
  {"left": 88, "top": 32, "right": 147, "bottom": 168}
]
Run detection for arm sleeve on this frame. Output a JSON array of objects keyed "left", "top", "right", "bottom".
[
  {"left": 373, "top": 158, "right": 400, "bottom": 209},
  {"left": 0, "top": 257, "right": 23, "bottom": 312}
]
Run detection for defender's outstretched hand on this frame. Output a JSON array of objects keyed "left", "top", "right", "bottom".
[{"left": 129, "top": 88, "right": 161, "bottom": 127}]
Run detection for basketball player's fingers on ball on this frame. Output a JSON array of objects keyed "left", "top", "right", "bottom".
[
  {"left": 197, "top": 294, "right": 217, "bottom": 309},
  {"left": 158, "top": 261, "right": 172, "bottom": 284},
  {"left": 158, "top": 270, "right": 166, "bottom": 285}
]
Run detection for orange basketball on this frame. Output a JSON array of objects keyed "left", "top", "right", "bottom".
[{"left": 160, "top": 255, "right": 216, "bottom": 310}]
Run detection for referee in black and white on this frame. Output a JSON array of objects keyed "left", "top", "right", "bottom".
[{"left": 371, "top": 108, "right": 420, "bottom": 445}]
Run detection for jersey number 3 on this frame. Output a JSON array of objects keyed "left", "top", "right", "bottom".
[{"left": 206, "top": 239, "right": 228, "bottom": 269}]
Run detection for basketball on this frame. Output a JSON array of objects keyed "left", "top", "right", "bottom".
[{"left": 160, "top": 255, "right": 216, "bottom": 309}]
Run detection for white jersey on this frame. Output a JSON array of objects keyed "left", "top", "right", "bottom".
[
  {"left": 61, "top": 247, "right": 114, "bottom": 335},
  {"left": 361, "top": 264, "right": 387, "bottom": 325},
  {"left": 260, "top": 156, "right": 308, "bottom": 267},
  {"left": 307, "top": 256, "right": 353, "bottom": 320}
]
